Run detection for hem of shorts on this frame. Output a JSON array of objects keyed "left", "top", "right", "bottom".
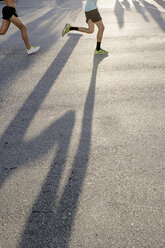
[
  {"left": 86, "top": 17, "right": 102, "bottom": 23},
  {"left": 2, "top": 14, "right": 18, "bottom": 20},
  {"left": 2, "top": 17, "right": 10, "bottom": 20}
]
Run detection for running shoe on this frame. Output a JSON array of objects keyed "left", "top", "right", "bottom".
[
  {"left": 62, "top": 23, "right": 71, "bottom": 37},
  {"left": 94, "top": 49, "right": 108, "bottom": 55},
  {"left": 27, "top": 46, "right": 40, "bottom": 55}
]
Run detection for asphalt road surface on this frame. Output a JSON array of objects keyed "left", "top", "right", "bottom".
[{"left": 0, "top": 0, "right": 165, "bottom": 248}]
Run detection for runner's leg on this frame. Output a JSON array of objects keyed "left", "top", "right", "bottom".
[
  {"left": 77, "top": 19, "right": 95, "bottom": 34},
  {"left": 9, "top": 15, "right": 31, "bottom": 49},
  {"left": 95, "top": 19, "right": 105, "bottom": 51},
  {"left": 94, "top": 19, "right": 108, "bottom": 54},
  {"left": 0, "top": 19, "right": 11, "bottom": 35},
  {"left": 95, "top": 19, "right": 105, "bottom": 43},
  {"left": 62, "top": 20, "right": 95, "bottom": 36}
]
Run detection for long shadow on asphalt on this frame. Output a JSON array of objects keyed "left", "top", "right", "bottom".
[
  {"left": 114, "top": 0, "right": 148, "bottom": 27},
  {"left": 16, "top": 54, "right": 108, "bottom": 248},
  {"left": 114, "top": 0, "right": 125, "bottom": 28},
  {"left": 140, "top": 0, "right": 165, "bottom": 31},
  {"left": 132, "top": 0, "right": 149, "bottom": 21},
  {"left": 0, "top": 34, "right": 82, "bottom": 188},
  {"left": 121, "top": 0, "right": 131, "bottom": 11},
  {"left": 114, "top": 0, "right": 165, "bottom": 29},
  {"left": 153, "top": 0, "right": 165, "bottom": 8}
]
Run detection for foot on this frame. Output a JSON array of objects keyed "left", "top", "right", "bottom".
[
  {"left": 94, "top": 49, "right": 108, "bottom": 55},
  {"left": 62, "top": 23, "right": 71, "bottom": 37},
  {"left": 27, "top": 46, "right": 40, "bottom": 55}
]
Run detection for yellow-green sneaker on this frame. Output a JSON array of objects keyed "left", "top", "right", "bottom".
[
  {"left": 94, "top": 49, "right": 108, "bottom": 55},
  {"left": 62, "top": 23, "right": 71, "bottom": 37}
]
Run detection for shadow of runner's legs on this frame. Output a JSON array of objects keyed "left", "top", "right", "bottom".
[
  {"left": 132, "top": 0, "right": 149, "bottom": 21},
  {"left": 16, "top": 111, "right": 75, "bottom": 248},
  {"left": 140, "top": 0, "right": 165, "bottom": 31},
  {"left": 114, "top": 0, "right": 125, "bottom": 28},
  {"left": 17, "top": 54, "right": 108, "bottom": 248},
  {"left": 121, "top": 0, "right": 131, "bottom": 11},
  {"left": 153, "top": 0, "right": 165, "bottom": 9},
  {"left": 53, "top": 54, "right": 109, "bottom": 248},
  {"left": 0, "top": 34, "right": 82, "bottom": 188}
]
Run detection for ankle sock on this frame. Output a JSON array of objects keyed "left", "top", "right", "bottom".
[
  {"left": 70, "top": 27, "right": 79, "bottom": 31},
  {"left": 96, "top": 42, "right": 101, "bottom": 51}
]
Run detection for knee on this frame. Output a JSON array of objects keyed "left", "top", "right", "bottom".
[
  {"left": 20, "top": 25, "right": 27, "bottom": 32},
  {"left": 0, "top": 30, "right": 6, "bottom": 35},
  {"left": 88, "top": 28, "right": 94, "bottom": 34},
  {"left": 101, "top": 25, "right": 105, "bottom": 32}
]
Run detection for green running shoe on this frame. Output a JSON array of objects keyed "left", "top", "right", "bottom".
[
  {"left": 94, "top": 49, "right": 108, "bottom": 55},
  {"left": 62, "top": 23, "right": 71, "bottom": 37}
]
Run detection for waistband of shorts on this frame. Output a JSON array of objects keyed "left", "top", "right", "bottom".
[
  {"left": 3, "top": 6, "right": 16, "bottom": 10},
  {"left": 85, "top": 8, "right": 98, "bottom": 14}
]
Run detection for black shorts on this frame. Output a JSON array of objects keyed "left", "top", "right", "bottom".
[
  {"left": 2, "top": 6, "right": 18, "bottom": 20},
  {"left": 85, "top": 8, "right": 102, "bottom": 23}
]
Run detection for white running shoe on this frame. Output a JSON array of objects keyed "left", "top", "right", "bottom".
[{"left": 27, "top": 46, "right": 40, "bottom": 55}]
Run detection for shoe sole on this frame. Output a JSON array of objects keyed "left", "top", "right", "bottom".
[{"left": 94, "top": 52, "right": 108, "bottom": 55}]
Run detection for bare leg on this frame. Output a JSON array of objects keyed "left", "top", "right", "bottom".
[
  {"left": 77, "top": 19, "right": 95, "bottom": 34},
  {"left": 0, "top": 19, "right": 11, "bottom": 35},
  {"left": 95, "top": 20, "right": 105, "bottom": 42},
  {"left": 9, "top": 15, "right": 31, "bottom": 50}
]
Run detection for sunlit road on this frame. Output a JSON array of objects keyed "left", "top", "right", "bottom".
[{"left": 0, "top": 0, "right": 165, "bottom": 248}]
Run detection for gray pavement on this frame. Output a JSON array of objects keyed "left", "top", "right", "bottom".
[{"left": 0, "top": 0, "right": 165, "bottom": 247}]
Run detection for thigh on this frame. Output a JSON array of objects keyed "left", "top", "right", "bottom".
[
  {"left": 0, "top": 19, "right": 11, "bottom": 33},
  {"left": 9, "top": 15, "right": 25, "bottom": 30},
  {"left": 95, "top": 19, "right": 104, "bottom": 29},
  {"left": 87, "top": 19, "right": 95, "bottom": 32}
]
